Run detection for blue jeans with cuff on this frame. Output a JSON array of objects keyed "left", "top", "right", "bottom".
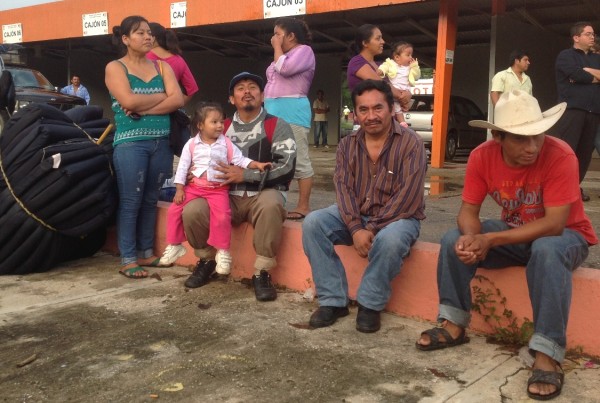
[
  {"left": 437, "top": 219, "right": 588, "bottom": 362},
  {"left": 302, "top": 204, "right": 420, "bottom": 311},
  {"left": 113, "top": 138, "right": 173, "bottom": 266}
]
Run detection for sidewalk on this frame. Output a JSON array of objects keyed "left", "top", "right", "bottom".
[{"left": 1, "top": 148, "right": 599, "bottom": 401}]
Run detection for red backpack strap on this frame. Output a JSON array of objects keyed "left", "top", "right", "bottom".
[
  {"left": 222, "top": 116, "right": 276, "bottom": 146},
  {"left": 263, "top": 115, "right": 278, "bottom": 143},
  {"left": 223, "top": 118, "right": 232, "bottom": 134}
]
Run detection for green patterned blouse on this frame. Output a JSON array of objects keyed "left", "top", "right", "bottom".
[{"left": 110, "top": 61, "right": 170, "bottom": 146}]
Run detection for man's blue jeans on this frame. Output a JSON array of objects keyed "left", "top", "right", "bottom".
[
  {"left": 302, "top": 205, "right": 420, "bottom": 311},
  {"left": 313, "top": 121, "right": 328, "bottom": 146},
  {"left": 437, "top": 219, "right": 589, "bottom": 362},
  {"left": 113, "top": 139, "right": 173, "bottom": 265}
]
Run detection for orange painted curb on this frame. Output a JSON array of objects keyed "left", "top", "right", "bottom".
[{"left": 103, "top": 203, "right": 600, "bottom": 357}]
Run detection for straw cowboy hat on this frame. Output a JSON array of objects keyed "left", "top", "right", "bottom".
[{"left": 469, "top": 90, "right": 566, "bottom": 136}]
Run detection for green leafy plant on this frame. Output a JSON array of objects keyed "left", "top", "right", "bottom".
[{"left": 471, "top": 274, "right": 534, "bottom": 346}]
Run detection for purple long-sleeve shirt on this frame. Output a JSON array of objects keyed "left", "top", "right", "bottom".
[
  {"left": 334, "top": 121, "right": 427, "bottom": 235},
  {"left": 264, "top": 44, "right": 315, "bottom": 98}
]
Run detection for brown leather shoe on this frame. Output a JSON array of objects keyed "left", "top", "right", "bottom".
[
  {"left": 356, "top": 303, "right": 381, "bottom": 333},
  {"left": 309, "top": 306, "right": 350, "bottom": 328}
]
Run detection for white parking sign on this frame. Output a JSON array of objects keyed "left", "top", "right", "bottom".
[
  {"left": 171, "top": 2, "right": 187, "bottom": 28},
  {"left": 263, "top": 0, "right": 305, "bottom": 19},
  {"left": 82, "top": 12, "right": 108, "bottom": 37},
  {"left": 2, "top": 23, "right": 23, "bottom": 44}
]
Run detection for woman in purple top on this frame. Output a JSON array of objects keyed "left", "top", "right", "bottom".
[
  {"left": 147, "top": 22, "right": 198, "bottom": 104},
  {"left": 347, "top": 24, "right": 411, "bottom": 107},
  {"left": 264, "top": 17, "right": 315, "bottom": 221}
]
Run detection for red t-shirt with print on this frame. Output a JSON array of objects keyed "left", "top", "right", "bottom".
[{"left": 462, "top": 136, "right": 598, "bottom": 245}]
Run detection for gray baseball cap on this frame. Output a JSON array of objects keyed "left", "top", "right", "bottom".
[{"left": 228, "top": 72, "right": 264, "bottom": 94}]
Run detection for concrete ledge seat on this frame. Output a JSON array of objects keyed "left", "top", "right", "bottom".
[{"left": 103, "top": 202, "right": 600, "bottom": 357}]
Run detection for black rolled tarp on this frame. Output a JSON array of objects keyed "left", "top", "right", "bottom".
[{"left": 0, "top": 103, "right": 117, "bottom": 274}]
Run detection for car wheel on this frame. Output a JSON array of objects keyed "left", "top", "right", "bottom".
[{"left": 446, "top": 132, "right": 457, "bottom": 161}]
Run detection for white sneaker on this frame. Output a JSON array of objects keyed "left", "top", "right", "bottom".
[
  {"left": 159, "top": 244, "right": 187, "bottom": 266},
  {"left": 324, "top": 145, "right": 329, "bottom": 149},
  {"left": 215, "top": 249, "right": 232, "bottom": 275}
]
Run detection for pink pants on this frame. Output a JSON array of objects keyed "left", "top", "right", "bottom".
[{"left": 166, "top": 184, "right": 231, "bottom": 250}]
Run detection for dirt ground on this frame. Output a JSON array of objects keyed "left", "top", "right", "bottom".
[
  {"left": 0, "top": 256, "right": 460, "bottom": 402},
  {"left": 1, "top": 254, "right": 599, "bottom": 403}
]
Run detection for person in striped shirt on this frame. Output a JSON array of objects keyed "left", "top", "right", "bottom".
[{"left": 302, "top": 79, "right": 427, "bottom": 333}]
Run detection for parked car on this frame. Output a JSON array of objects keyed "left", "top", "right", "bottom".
[
  {"left": 404, "top": 94, "right": 487, "bottom": 160},
  {"left": 0, "top": 65, "right": 86, "bottom": 133}
]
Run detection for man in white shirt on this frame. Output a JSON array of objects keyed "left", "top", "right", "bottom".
[
  {"left": 490, "top": 50, "right": 532, "bottom": 106},
  {"left": 312, "top": 89, "right": 330, "bottom": 148}
]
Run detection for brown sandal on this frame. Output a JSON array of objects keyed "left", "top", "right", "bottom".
[
  {"left": 527, "top": 364, "right": 564, "bottom": 401},
  {"left": 416, "top": 326, "right": 470, "bottom": 351}
]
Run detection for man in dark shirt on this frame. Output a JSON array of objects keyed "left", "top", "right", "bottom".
[
  {"left": 302, "top": 80, "right": 427, "bottom": 333},
  {"left": 549, "top": 21, "right": 600, "bottom": 201}
]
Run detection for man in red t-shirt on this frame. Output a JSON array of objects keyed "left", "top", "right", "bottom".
[{"left": 415, "top": 90, "right": 597, "bottom": 401}]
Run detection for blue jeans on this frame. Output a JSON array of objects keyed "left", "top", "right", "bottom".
[
  {"left": 313, "top": 121, "right": 328, "bottom": 146},
  {"left": 302, "top": 205, "right": 420, "bottom": 311},
  {"left": 437, "top": 219, "right": 589, "bottom": 362},
  {"left": 113, "top": 139, "right": 173, "bottom": 265}
]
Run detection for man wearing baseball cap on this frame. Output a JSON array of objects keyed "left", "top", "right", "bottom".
[
  {"left": 181, "top": 72, "right": 296, "bottom": 301},
  {"left": 415, "top": 90, "right": 597, "bottom": 400}
]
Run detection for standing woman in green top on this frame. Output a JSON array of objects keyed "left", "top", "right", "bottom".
[{"left": 105, "top": 15, "right": 184, "bottom": 279}]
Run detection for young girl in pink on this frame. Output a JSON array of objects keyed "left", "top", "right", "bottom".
[{"left": 159, "top": 102, "right": 270, "bottom": 273}]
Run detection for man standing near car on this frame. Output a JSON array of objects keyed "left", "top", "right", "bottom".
[
  {"left": 61, "top": 74, "right": 90, "bottom": 105},
  {"left": 302, "top": 80, "right": 427, "bottom": 333},
  {"left": 548, "top": 21, "right": 600, "bottom": 201},
  {"left": 490, "top": 49, "right": 532, "bottom": 106}
]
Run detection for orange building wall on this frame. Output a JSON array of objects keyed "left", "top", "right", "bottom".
[{"left": 0, "top": 0, "right": 419, "bottom": 43}]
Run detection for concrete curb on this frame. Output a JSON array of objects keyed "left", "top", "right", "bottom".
[{"left": 103, "top": 203, "right": 600, "bottom": 357}]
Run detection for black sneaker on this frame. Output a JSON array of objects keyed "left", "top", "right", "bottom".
[
  {"left": 184, "top": 259, "right": 216, "bottom": 288},
  {"left": 356, "top": 303, "right": 381, "bottom": 333},
  {"left": 309, "top": 306, "right": 350, "bottom": 328},
  {"left": 252, "top": 270, "right": 277, "bottom": 301}
]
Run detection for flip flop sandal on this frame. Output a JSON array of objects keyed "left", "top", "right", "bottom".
[
  {"left": 119, "top": 266, "right": 148, "bottom": 279},
  {"left": 527, "top": 365, "right": 564, "bottom": 401},
  {"left": 140, "top": 258, "right": 162, "bottom": 267},
  {"left": 415, "top": 326, "right": 470, "bottom": 351},
  {"left": 286, "top": 212, "right": 306, "bottom": 221}
]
